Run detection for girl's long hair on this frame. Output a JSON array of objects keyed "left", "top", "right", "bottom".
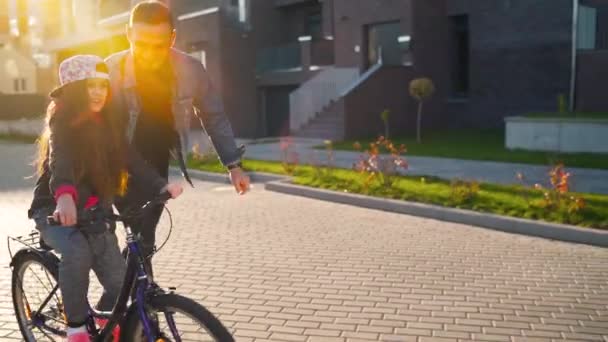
[{"left": 36, "top": 79, "right": 128, "bottom": 201}]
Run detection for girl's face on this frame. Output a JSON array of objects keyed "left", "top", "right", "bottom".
[{"left": 87, "top": 78, "right": 109, "bottom": 113}]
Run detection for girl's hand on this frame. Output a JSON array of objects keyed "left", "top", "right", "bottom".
[{"left": 53, "top": 194, "right": 77, "bottom": 226}]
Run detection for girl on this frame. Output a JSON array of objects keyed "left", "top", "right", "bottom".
[{"left": 29, "top": 55, "right": 182, "bottom": 342}]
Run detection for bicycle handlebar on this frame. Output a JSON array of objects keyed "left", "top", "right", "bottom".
[{"left": 47, "top": 191, "right": 173, "bottom": 227}]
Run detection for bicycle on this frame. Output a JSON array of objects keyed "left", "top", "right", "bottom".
[{"left": 9, "top": 192, "right": 235, "bottom": 341}]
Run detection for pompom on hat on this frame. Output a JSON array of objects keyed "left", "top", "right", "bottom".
[{"left": 49, "top": 55, "right": 110, "bottom": 98}]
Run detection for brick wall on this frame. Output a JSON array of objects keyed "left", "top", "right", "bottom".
[{"left": 444, "top": 0, "right": 573, "bottom": 127}]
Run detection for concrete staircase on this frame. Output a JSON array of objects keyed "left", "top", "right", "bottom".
[
  {"left": 289, "top": 67, "right": 358, "bottom": 141},
  {"left": 292, "top": 100, "right": 344, "bottom": 140},
  {"left": 289, "top": 62, "right": 385, "bottom": 141}
]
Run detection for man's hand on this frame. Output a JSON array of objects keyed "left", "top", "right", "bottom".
[
  {"left": 53, "top": 194, "right": 77, "bottom": 226},
  {"left": 229, "top": 167, "right": 250, "bottom": 195},
  {"left": 162, "top": 182, "right": 184, "bottom": 199}
]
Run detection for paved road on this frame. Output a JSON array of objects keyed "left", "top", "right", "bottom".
[{"left": 0, "top": 142, "right": 607, "bottom": 341}]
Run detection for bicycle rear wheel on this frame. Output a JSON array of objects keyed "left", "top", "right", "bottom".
[
  {"left": 11, "top": 250, "right": 67, "bottom": 341},
  {"left": 121, "top": 293, "right": 234, "bottom": 342}
]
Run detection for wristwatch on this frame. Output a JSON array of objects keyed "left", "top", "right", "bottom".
[{"left": 227, "top": 161, "right": 243, "bottom": 170}]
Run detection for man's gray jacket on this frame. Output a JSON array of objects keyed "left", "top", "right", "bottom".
[{"left": 105, "top": 49, "right": 242, "bottom": 184}]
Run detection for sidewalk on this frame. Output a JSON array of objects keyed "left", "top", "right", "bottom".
[{"left": 188, "top": 133, "right": 608, "bottom": 195}]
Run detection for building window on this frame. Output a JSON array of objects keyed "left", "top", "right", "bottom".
[
  {"left": 237, "top": 0, "right": 248, "bottom": 23},
  {"left": 578, "top": 5, "right": 597, "bottom": 50},
  {"left": 365, "top": 21, "right": 402, "bottom": 69},
  {"left": 449, "top": 15, "right": 469, "bottom": 98},
  {"left": 13, "top": 78, "right": 27, "bottom": 92},
  {"left": 578, "top": 2, "right": 608, "bottom": 50},
  {"left": 226, "top": 0, "right": 249, "bottom": 27},
  {"left": 306, "top": 11, "right": 322, "bottom": 40}
]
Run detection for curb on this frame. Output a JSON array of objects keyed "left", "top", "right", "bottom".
[
  {"left": 172, "top": 167, "right": 607, "bottom": 248},
  {"left": 170, "top": 167, "right": 286, "bottom": 185},
  {"left": 265, "top": 180, "right": 608, "bottom": 248}
]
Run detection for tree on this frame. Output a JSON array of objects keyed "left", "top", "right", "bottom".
[
  {"left": 409, "top": 78, "right": 435, "bottom": 143},
  {"left": 380, "top": 109, "right": 390, "bottom": 139}
]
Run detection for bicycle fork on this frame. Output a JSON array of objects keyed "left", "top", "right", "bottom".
[{"left": 128, "top": 227, "right": 160, "bottom": 342}]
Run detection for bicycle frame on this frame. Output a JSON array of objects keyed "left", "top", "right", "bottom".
[
  {"left": 92, "top": 224, "right": 159, "bottom": 342},
  {"left": 13, "top": 194, "right": 175, "bottom": 342},
  {"left": 13, "top": 225, "right": 163, "bottom": 342}
]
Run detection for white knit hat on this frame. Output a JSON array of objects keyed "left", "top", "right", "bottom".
[{"left": 50, "top": 55, "right": 110, "bottom": 97}]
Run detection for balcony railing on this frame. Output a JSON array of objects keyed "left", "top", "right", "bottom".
[
  {"left": 274, "top": 0, "right": 316, "bottom": 8},
  {"left": 256, "top": 42, "right": 301, "bottom": 74},
  {"left": 173, "top": 0, "right": 220, "bottom": 16}
]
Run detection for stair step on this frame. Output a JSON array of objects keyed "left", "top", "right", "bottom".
[
  {"left": 316, "top": 112, "right": 343, "bottom": 118},
  {"left": 307, "top": 118, "right": 343, "bottom": 124},
  {"left": 301, "top": 126, "right": 341, "bottom": 132},
  {"left": 294, "top": 105, "right": 345, "bottom": 140},
  {"left": 296, "top": 131, "right": 342, "bottom": 138},
  {"left": 313, "top": 117, "right": 343, "bottom": 122},
  {"left": 297, "top": 125, "right": 341, "bottom": 132},
  {"left": 306, "top": 120, "right": 342, "bottom": 126},
  {"left": 295, "top": 132, "right": 344, "bottom": 140},
  {"left": 306, "top": 116, "right": 342, "bottom": 122}
]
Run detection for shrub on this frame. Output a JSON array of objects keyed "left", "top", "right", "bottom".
[{"left": 353, "top": 136, "right": 408, "bottom": 192}]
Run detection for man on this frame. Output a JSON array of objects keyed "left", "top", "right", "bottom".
[{"left": 106, "top": 1, "right": 250, "bottom": 267}]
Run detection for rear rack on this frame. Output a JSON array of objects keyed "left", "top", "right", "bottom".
[{"left": 7, "top": 230, "right": 47, "bottom": 261}]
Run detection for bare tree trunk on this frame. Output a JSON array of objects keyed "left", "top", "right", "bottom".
[
  {"left": 384, "top": 122, "right": 389, "bottom": 140},
  {"left": 416, "top": 102, "right": 423, "bottom": 143}
]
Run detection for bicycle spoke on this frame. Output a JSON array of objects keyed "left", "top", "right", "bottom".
[
  {"left": 15, "top": 258, "right": 67, "bottom": 341},
  {"left": 43, "top": 267, "right": 62, "bottom": 304},
  {"left": 16, "top": 270, "right": 50, "bottom": 329},
  {"left": 37, "top": 312, "right": 66, "bottom": 326},
  {"left": 34, "top": 285, "right": 60, "bottom": 318},
  {"left": 26, "top": 268, "right": 56, "bottom": 310},
  {"left": 35, "top": 324, "right": 59, "bottom": 342},
  {"left": 29, "top": 266, "right": 54, "bottom": 294}
]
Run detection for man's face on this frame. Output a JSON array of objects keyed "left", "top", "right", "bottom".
[{"left": 127, "top": 22, "right": 175, "bottom": 71}]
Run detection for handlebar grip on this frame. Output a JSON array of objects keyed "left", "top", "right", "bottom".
[
  {"left": 158, "top": 191, "right": 172, "bottom": 203},
  {"left": 141, "top": 191, "right": 172, "bottom": 211},
  {"left": 47, "top": 216, "right": 59, "bottom": 226}
]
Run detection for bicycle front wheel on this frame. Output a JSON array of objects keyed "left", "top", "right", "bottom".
[{"left": 121, "top": 293, "right": 234, "bottom": 342}]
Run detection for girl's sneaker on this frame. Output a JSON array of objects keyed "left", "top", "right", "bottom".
[
  {"left": 95, "top": 318, "right": 120, "bottom": 342},
  {"left": 67, "top": 332, "right": 91, "bottom": 342}
]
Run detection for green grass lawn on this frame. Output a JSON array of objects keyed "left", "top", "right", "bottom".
[
  {"left": 186, "top": 156, "right": 608, "bottom": 229},
  {"left": 0, "top": 132, "right": 38, "bottom": 144},
  {"left": 327, "top": 129, "right": 608, "bottom": 170}
]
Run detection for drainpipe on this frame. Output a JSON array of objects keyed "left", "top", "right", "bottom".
[{"left": 569, "top": 0, "right": 579, "bottom": 113}]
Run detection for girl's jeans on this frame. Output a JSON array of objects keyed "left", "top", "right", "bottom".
[{"left": 35, "top": 209, "right": 126, "bottom": 326}]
